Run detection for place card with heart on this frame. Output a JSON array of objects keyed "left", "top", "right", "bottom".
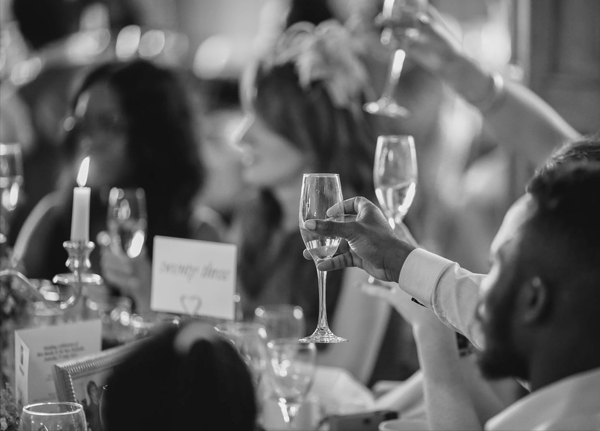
[{"left": 150, "top": 236, "right": 237, "bottom": 320}]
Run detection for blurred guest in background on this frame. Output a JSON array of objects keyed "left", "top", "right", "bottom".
[
  {"left": 8, "top": 0, "right": 117, "bottom": 240},
  {"left": 103, "top": 321, "right": 257, "bottom": 431},
  {"left": 14, "top": 59, "right": 222, "bottom": 314},
  {"left": 230, "top": 20, "right": 406, "bottom": 384}
]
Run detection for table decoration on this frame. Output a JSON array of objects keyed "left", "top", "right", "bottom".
[
  {"left": 15, "top": 319, "right": 101, "bottom": 404},
  {"left": 70, "top": 157, "right": 91, "bottom": 242},
  {"left": 0, "top": 383, "right": 21, "bottom": 431},
  {"left": 53, "top": 341, "right": 139, "bottom": 402}
]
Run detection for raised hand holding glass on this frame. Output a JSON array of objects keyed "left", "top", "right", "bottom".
[{"left": 363, "top": 0, "right": 428, "bottom": 118}]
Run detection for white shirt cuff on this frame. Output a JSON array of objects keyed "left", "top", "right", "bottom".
[{"left": 398, "top": 248, "right": 455, "bottom": 308}]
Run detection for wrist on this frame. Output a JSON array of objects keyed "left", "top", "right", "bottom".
[{"left": 383, "top": 238, "right": 416, "bottom": 282}]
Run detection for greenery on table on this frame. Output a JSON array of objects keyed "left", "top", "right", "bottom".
[{"left": 0, "top": 384, "right": 21, "bottom": 431}]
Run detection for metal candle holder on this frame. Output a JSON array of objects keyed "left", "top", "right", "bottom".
[{"left": 0, "top": 240, "right": 103, "bottom": 310}]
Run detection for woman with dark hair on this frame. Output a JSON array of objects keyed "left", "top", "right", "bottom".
[
  {"left": 102, "top": 321, "right": 257, "bottom": 431},
  {"left": 230, "top": 21, "right": 400, "bottom": 383},
  {"left": 15, "top": 59, "right": 222, "bottom": 314}
]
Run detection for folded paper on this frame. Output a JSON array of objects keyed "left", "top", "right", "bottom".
[{"left": 151, "top": 236, "right": 236, "bottom": 320}]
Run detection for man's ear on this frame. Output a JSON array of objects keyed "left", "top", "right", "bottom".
[{"left": 518, "top": 277, "right": 551, "bottom": 324}]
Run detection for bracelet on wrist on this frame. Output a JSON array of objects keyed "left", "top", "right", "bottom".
[{"left": 468, "top": 71, "right": 506, "bottom": 114}]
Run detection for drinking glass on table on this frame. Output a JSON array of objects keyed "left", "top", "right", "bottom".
[
  {"left": 299, "top": 173, "right": 346, "bottom": 343},
  {"left": 363, "top": 0, "right": 428, "bottom": 118},
  {"left": 266, "top": 338, "right": 316, "bottom": 428},
  {"left": 107, "top": 187, "right": 147, "bottom": 258},
  {"left": 254, "top": 304, "right": 306, "bottom": 341},
  {"left": 18, "top": 402, "right": 86, "bottom": 431},
  {"left": 214, "top": 321, "right": 269, "bottom": 386},
  {"left": 0, "top": 142, "right": 24, "bottom": 248}
]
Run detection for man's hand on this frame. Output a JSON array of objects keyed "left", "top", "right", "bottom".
[{"left": 302, "top": 197, "right": 415, "bottom": 282}]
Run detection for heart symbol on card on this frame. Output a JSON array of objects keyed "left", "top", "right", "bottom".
[{"left": 180, "top": 295, "right": 203, "bottom": 316}]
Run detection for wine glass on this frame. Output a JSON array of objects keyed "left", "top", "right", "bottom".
[
  {"left": 298, "top": 173, "right": 346, "bottom": 344},
  {"left": 214, "top": 321, "right": 269, "bottom": 386},
  {"left": 19, "top": 402, "right": 87, "bottom": 431},
  {"left": 266, "top": 338, "right": 316, "bottom": 428},
  {"left": 363, "top": 0, "right": 427, "bottom": 118},
  {"left": 107, "top": 187, "right": 147, "bottom": 258},
  {"left": 374, "top": 135, "right": 418, "bottom": 231},
  {"left": 0, "top": 142, "right": 24, "bottom": 247},
  {"left": 254, "top": 304, "right": 306, "bottom": 341}
]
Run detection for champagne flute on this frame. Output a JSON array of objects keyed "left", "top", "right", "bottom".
[
  {"left": 267, "top": 338, "right": 316, "bottom": 428},
  {"left": 107, "top": 187, "right": 147, "bottom": 258},
  {"left": 19, "top": 402, "right": 87, "bottom": 431},
  {"left": 0, "top": 142, "right": 24, "bottom": 247},
  {"left": 254, "top": 304, "right": 306, "bottom": 341},
  {"left": 363, "top": 0, "right": 427, "bottom": 118},
  {"left": 298, "top": 173, "right": 346, "bottom": 344},
  {"left": 374, "top": 135, "right": 418, "bottom": 231}
]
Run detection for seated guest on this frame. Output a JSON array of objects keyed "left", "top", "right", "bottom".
[
  {"left": 102, "top": 321, "right": 257, "bottom": 431},
  {"left": 230, "top": 19, "right": 407, "bottom": 383},
  {"left": 14, "top": 59, "right": 222, "bottom": 314},
  {"left": 303, "top": 160, "right": 600, "bottom": 429}
]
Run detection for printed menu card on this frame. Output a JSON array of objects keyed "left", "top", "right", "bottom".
[{"left": 15, "top": 319, "right": 101, "bottom": 404}]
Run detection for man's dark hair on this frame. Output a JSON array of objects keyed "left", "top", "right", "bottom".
[
  {"left": 523, "top": 161, "right": 600, "bottom": 329},
  {"left": 537, "top": 134, "right": 600, "bottom": 178}
]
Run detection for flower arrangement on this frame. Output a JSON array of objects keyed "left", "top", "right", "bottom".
[
  {"left": 266, "top": 20, "right": 373, "bottom": 110},
  {"left": 0, "top": 384, "right": 21, "bottom": 431}
]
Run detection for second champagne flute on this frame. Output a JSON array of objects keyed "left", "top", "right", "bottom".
[
  {"left": 374, "top": 135, "right": 417, "bottom": 231},
  {"left": 107, "top": 187, "right": 147, "bottom": 258},
  {"left": 298, "top": 173, "right": 346, "bottom": 343}
]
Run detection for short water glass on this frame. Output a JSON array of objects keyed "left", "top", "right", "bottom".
[{"left": 19, "top": 402, "right": 86, "bottom": 431}]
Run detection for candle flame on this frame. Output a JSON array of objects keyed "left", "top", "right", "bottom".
[{"left": 77, "top": 157, "right": 90, "bottom": 187}]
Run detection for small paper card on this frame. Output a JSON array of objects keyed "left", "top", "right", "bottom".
[
  {"left": 15, "top": 319, "right": 101, "bottom": 404},
  {"left": 151, "top": 236, "right": 237, "bottom": 320}
]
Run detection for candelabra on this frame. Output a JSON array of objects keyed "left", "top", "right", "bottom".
[{"left": 0, "top": 240, "right": 103, "bottom": 310}]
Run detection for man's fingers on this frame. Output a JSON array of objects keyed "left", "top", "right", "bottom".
[
  {"left": 303, "top": 218, "right": 354, "bottom": 239},
  {"left": 315, "top": 252, "right": 356, "bottom": 272},
  {"left": 302, "top": 249, "right": 313, "bottom": 260}
]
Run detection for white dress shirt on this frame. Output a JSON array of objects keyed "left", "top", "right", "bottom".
[
  {"left": 485, "top": 367, "right": 600, "bottom": 430},
  {"left": 397, "top": 194, "right": 531, "bottom": 349}
]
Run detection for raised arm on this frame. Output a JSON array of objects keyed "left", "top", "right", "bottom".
[
  {"left": 392, "top": 11, "right": 579, "bottom": 167},
  {"left": 363, "top": 284, "right": 481, "bottom": 430}
]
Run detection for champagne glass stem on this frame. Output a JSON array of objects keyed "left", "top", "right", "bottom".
[
  {"left": 316, "top": 266, "right": 329, "bottom": 331},
  {"left": 279, "top": 401, "right": 300, "bottom": 428},
  {"left": 380, "top": 49, "right": 406, "bottom": 102}
]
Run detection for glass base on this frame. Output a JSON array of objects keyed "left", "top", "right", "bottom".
[
  {"left": 299, "top": 327, "right": 347, "bottom": 344},
  {"left": 363, "top": 99, "right": 409, "bottom": 118}
]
